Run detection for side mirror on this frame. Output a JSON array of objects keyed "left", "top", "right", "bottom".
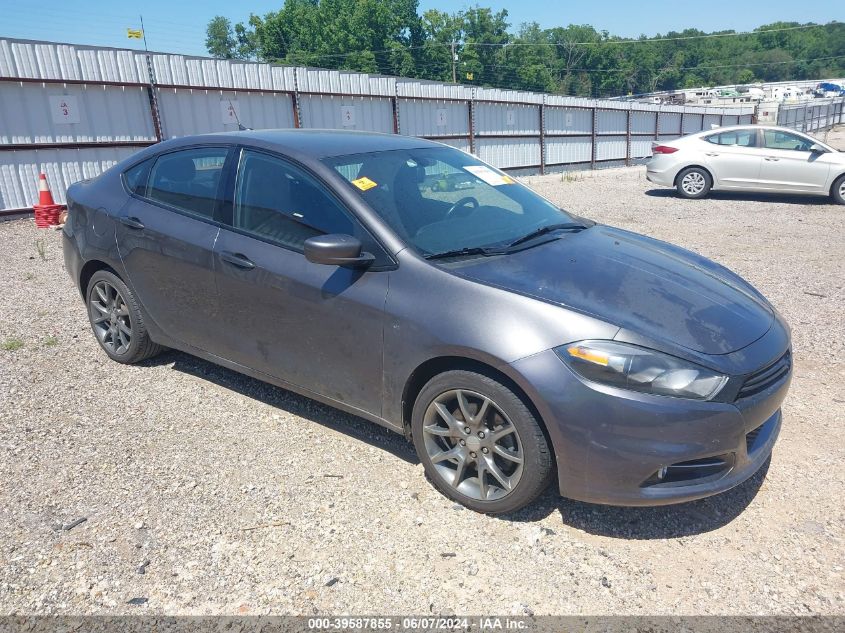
[
  {"left": 809, "top": 143, "right": 827, "bottom": 154},
  {"left": 304, "top": 234, "right": 374, "bottom": 268}
]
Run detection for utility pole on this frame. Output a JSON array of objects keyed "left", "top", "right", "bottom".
[{"left": 451, "top": 41, "right": 457, "bottom": 83}]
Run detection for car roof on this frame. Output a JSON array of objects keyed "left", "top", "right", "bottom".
[{"left": 164, "top": 128, "right": 439, "bottom": 159}]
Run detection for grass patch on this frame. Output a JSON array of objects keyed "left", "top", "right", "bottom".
[
  {"left": 34, "top": 239, "right": 47, "bottom": 261},
  {"left": 44, "top": 335, "right": 59, "bottom": 347},
  {"left": 1, "top": 337, "right": 24, "bottom": 351}
]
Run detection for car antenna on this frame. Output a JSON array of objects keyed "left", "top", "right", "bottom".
[{"left": 227, "top": 98, "right": 251, "bottom": 131}]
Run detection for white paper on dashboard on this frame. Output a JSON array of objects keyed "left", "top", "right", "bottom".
[{"left": 463, "top": 165, "right": 513, "bottom": 186}]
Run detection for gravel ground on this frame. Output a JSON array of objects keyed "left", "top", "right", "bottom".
[{"left": 1, "top": 128, "right": 844, "bottom": 617}]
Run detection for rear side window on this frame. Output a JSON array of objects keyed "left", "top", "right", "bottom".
[
  {"left": 705, "top": 130, "right": 757, "bottom": 147},
  {"left": 123, "top": 158, "right": 153, "bottom": 196},
  {"left": 233, "top": 150, "right": 354, "bottom": 251},
  {"left": 147, "top": 148, "right": 229, "bottom": 219}
]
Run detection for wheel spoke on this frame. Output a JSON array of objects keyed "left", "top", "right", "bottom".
[
  {"left": 489, "top": 423, "right": 516, "bottom": 443},
  {"left": 494, "top": 444, "right": 523, "bottom": 464},
  {"left": 476, "top": 460, "right": 489, "bottom": 500},
  {"left": 484, "top": 456, "right": 513, "bottom": 491},
  {"left": 433, "top": 402, "right": 462, "bottom": 435},
  {"left": 95, "top": 284, "right": 108, "bottom": 304},
  {"left": 474, "top": 397, "right": 491, "bottom": 426},
  {"left": 452, "top": 455, "right": 467, "bottom": 488},
  {"left": 455, "top": 390, "right": 473, "bottom": 423},
  {"left": 431, "top": 445, "right": 462, "bottom": 464},
  {"left": 91, "top": 301, "right": 109, "bottom": 315},
  {"left": 117, "top": 321, "right": 131, "bottom": 336},
  {"left": 423, "top": 423, "right": 453, "bottom": 437}
]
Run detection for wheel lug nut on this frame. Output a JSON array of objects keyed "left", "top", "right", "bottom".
[
  {"left": 459, "top": 440, "right": 466, "bottom": 446},
  {"left": 477, "top": 431, "right": 485, "bottom": 439},
  {"left": 482, "top": 447, "right": 489, "bottom": 454},
  {"left": 464, "top": 427, "right": 471, "bottom": 434},
  {"left": 469, "top": 452, "right": 477, "bottom": 459}
]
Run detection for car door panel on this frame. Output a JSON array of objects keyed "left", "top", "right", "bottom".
[
  {"left": 214, "top": 231, "right": 388, "bottom": 414},
  {"left": 756, "top": 129, "right": 831, "bottom": 193},
  {"left": 116, "top": 148, "right": 230, "bottom": 352},
  {"left": 212, "top": 149, "right": 389, "bottom": 416},
  {"left": 699, "top": 131, "right": 762, "bottom": 189}
]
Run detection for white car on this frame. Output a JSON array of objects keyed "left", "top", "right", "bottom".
[{"left": 646, "top": 125, "right": 845, "bottom": 204}]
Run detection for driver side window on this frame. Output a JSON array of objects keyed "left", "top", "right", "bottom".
[
  {"left": 762, "top": 130, "right": 814, "bottom": 152},
  {"left": 233, "top": 150, "right": 355, "bottom": 251}
]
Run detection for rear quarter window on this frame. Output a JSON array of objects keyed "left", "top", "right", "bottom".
[{"left": 123, "top": 158, "right": 154, "bottom": 196}]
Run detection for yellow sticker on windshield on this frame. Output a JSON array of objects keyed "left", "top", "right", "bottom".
[{"left": 352, "top": 176, "right": 377, "bottom": 191}]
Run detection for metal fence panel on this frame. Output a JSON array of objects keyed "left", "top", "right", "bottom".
[
  {"left": 0, "top": 82, "right": 156, "bottom": 144},
  {"left": 397, "top": 99, "right": 469, "bottom": 137},
  {"left": 631, "top": 137, "right": 654, "bottom": 158},
  {"left": 659, "top": 112, "right": 682, "bottom": 135},
  {"left": 597, "top": 109, "right": 627, "bottom": 134},
  {"left": 595, "top": 136, "right": 628, "bottom": 161},
  {"left": 475, "top": 102, "right": 540, "bottom": 136},
  {"left": 0, "top": 146, "right": 137, "bottom": 209},
  {"left": 545, "top": 107, "right": 592, "bottom": 135},
  {"left": 682, "top": 113, "right": 704, "bottom": 134},
  {"left": 476, "top": 137, "right": 541, "bottom": 169},
  {"left": 631, "top": 111, "right": 657, "bottom": 135},
  {"left": 546, "top": 138, "right": 591, "bottom": 165},
  {"left": 298, "top": 94, "right": 393, "bottom": 132},
  {"left": 156, "top": 89, "right": 295, "bottom": 138}
]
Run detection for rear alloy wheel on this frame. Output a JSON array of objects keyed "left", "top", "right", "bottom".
[
  {"left": 411, "top": 370, "right": 552, "bottom": 514},
  {"left": 86, "top": 269, "right": 163, "bottom": 364},
  {"left": 676, "top": 167, "right": 712, "bottom": 199},
  {"left": 832, "top": 174, "right": 845, "bottom": 205}
]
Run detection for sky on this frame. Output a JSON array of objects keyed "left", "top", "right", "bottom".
[{"left": 0, "top": 0, "right": 841, "bottom": 58}]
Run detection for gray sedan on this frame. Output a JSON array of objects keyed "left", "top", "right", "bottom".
[{"left": 63, "top": 130, "right": 791, "bottom": 514}]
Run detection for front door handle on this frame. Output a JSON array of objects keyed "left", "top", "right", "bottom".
[
  {"left": 705, "top": 152, "right": 720, "bottom": 157},
  {"left": 764, "top": 157, "right": 780, "bottom": 162},
  {"left": 220, "top": 251, "right": 256, "bottom": 270},
  {"left": 119, "top": 216, "right": 145, "bottom": 230}
]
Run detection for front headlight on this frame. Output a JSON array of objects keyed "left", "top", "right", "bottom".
[{"left": 557, "top": 340, "right": 727, "bottom": 400}]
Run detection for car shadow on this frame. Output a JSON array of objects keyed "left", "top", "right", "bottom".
[
  {"left": 141, "top": 349, "right": 769, "bottom": 537},
  {"left": 645, "top": 188, "right": 833, "bottom": 205},
  {"left": 138, "top": 349, "right": 418, "bottom": 465},
  {"left": 503, "top": 457, "right": 770, "bottom": 539}
]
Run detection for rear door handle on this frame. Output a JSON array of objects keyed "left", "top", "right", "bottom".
[
  {"left": 220, "top": 251, "right": 255, "bottom": 270},
  {"left": 764, "top": 157, "right": 780, "bottom": 162},
  {"left": 705, "top": 152, "right": 720, "bottom": 157},
  {"left": 119, "top": 216, "right": 145, "bottom": 230}
]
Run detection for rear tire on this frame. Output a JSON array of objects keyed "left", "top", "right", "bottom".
[
  {"left": 86, "top": 269, "right": 164, "bottom": 364},
  {"left": 832, "top": 174, "right": 845, "bottom": 205},
  {"left": 676, "top": 167, "right": 712, "bottom": 199},
  {"left": 411, "top": 370, "right": 552, "bottom": 514}
]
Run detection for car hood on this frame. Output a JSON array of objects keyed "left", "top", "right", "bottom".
[{"left": 448, "top": 226, "right": 774, "bottom": 355}]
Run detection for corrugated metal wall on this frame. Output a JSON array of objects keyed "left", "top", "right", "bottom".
[
  {"left": 0, "top": 36, "right": 773, "bottom": 213},
  {"left": 777, "top": 98, "right": 845, "bottom": 133}
]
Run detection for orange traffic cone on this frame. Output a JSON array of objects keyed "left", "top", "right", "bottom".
[{"left": 33, "top": 173, "right": 62, "bottom": 228}]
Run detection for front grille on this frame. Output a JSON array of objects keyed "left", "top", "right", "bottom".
[{"left": 737, "top": 351, "right": 791, "bottom": 399}]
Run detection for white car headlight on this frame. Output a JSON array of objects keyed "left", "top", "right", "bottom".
[{"left": 557, "top": 340, "right": 727, "bottom": 400}]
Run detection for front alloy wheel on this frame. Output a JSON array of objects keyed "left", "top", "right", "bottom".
[
  {"left": 422, "top": 389, "right": 524, "bottom": 502},
  {"left": 411, "top": 370, "right": 552, "bottom": 514}
]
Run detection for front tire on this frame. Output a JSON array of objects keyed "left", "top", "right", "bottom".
[
  {"left": 676, "top": 167, "right": 712, "bottom": 199},
  {"left": 86, "top": 269, "right": 163, "bottom": 364},
  {"left": 411, "top": 370, "right": 552, "bottom": 514},
  {"left": 832, "top": 174, "right": 845, "bottom": 205}
]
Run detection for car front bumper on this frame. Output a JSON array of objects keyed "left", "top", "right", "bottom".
[{"left": 509, "top": 347, "right": 791, "bottom": 506}]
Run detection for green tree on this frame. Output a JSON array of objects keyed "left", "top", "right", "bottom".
[{"left": 205, "top": 16, "right": 237, "bottom": 59}]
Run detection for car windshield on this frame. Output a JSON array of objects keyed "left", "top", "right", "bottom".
[{"left": 323, "top": 147, "right": 578, "bottom": 256}]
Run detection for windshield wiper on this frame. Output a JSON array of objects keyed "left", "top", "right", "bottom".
[
  {"left": 507, "top": 222, "right": 587, "bottom": 249},
  {"left": 423, "top": 246, "right": 505, "bottom": 260}
]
